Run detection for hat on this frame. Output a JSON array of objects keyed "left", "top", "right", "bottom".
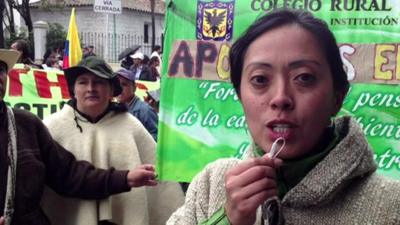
[
  {"left": 0, "top": 49, "right": 21, "bottom": 72},
  {"left": 64, "top": 56, "right": 122, "bottom": 97},
  {"left": 115, "top": 68, "right": 135, "bottom": 82},
  {"left": 147, "top": 89, "right": 160, "bottom": 102},
  {"left": 130, "top": 52, "right": 144, "bottom": 60}
]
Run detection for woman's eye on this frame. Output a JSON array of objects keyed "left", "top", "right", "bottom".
[
  {"left": 77, "top": 80, "right": 87, "bottom": 85},
  {"left": 295, "top": 73, "right": 316, "bottom": 85},
  {"left": 250, "top": 75, "right": 268, "bottom": 86}
]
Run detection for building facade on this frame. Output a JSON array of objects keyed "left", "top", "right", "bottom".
[{"left": 30, "top": 0, "right": 165, "bottom": 62}]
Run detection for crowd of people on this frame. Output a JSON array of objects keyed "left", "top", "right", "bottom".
[
  {"left": 8, "top": 39, "right": 161, "bottom": 119},
  {"left": 122, "top": 47, "right": 161, "bottom": 82},
  {"left": 10, "top": 39, "right": 161, "bottom": 83},
  {"left": 1, "top": 8, "right": 399, "bottom": 225}
]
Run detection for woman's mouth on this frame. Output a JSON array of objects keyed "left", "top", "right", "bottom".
[
  {"left": 272, "top": 124, "right": 291, "bottom": 133},
  {"left": 86, "top": 96, "right": 99, "bottom": 100},
  {"left": 267, "top": 120, "right": 297, "bottom": 140}
]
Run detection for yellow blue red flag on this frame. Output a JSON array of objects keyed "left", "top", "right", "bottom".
[{"left": 63, "top": 8, "right": 82, "bottom": 69}]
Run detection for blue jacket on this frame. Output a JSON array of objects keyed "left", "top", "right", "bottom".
[{"left": 128, "top": 96, "right": 158, "bottom": 141}]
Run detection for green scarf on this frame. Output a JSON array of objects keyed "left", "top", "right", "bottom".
[{"left": 253, "top": 125, "right": 340, "bottom": 199}]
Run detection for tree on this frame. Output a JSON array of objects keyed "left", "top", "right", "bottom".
[
  {"left": 46, "top": 23, "right": 66, "bottom": 51},
  {"left": 0, "top": 0, "right": 5, "bottom": 47},
  {"left": 2, "top": 0, "right": 28, "bottom": 49},
  {"left": 7, "top": 0, "right": 34, "bottom": 56},
  {"left": 5, "top": 28, "right": 27, "bottom": 48},
  {"left": 4, "top": 0, "right": 16, "bottom": 36}
]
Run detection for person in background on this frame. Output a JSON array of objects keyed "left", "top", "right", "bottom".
[
  {"left": 0, "top": 49, "right": 158, "bottom": 225},
  {"left": 83, "top": 45, "right": 96, "bottom": 58},
  {"left": 42, "top": 48, "right": 52, "bottom": 65},
  {"left": 41, "top": 57, "right": 182, "bottom": 225},
  {"left": 129, "top": 52, "right": 156, "bottom": 81},
  {"left": 149, "top": 56, "right": 161, "bottom": 80},
  {"left": 116, "top": 68, "right": 158, "bottom": 141},
  {"left": 150, "top": 45, "right": 162, "bottom": 74},
  {"left": 10, "top": 39, "right": 42, "bottom": 69},
  {"left": 167, "top": 9, "right": 400, "bottom": 225},
  {"left": 121, "top": 55, "right": 134, "bottom": 69},
  {"left": 52, "top": 47, "right": 64, "bottom": 68},
  {"left": 42, "top": 48, "right": 63, "bottom": 70},
  {"left": 120, "top": 48, "right": 137, "bottom": 69},
  {"left": 42, "top": 53, "right": 62, "bottom": 70},
  {"left": 142, "top": 54, "right": 150, "bottom": 66}
]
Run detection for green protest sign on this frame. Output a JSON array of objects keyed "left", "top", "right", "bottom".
[
  {"left": 4, "top": 66, "right": 68, "bottom": 119},
  {"left": 157, "top": 0, "right": 400, "bottom": 182},
  {"left": 341, "top": 84, "right": 400, "bottom": 179}
]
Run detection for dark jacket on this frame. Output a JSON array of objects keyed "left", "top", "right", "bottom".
[
  {"left": 0, "top": 102, "right": 130, "bottom": 225},
  {"left": 129, "top": 65, "right": 156, "bottom": 81}
]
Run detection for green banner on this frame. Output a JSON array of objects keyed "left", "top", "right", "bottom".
[
  {"left": 341, "top": 84, "right": 400, "bottom": 179},
  {"left": 4, "top": 66, "right": 68, "bottom": 119},
  {"left": 157, "top": 0, "right": 400, "bottom": 182}
]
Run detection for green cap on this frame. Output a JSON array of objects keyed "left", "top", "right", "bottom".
[{"left": 64, "top": 56, "right": 122, "bottom": 97}]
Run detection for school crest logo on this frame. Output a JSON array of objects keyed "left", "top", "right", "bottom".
[{"left": 196, "top": 1, "right": 235, "bottom": 41}]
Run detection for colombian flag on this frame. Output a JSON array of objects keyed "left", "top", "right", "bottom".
[{"left": 63, "top": 8, "right": 82, "bottom": 69}]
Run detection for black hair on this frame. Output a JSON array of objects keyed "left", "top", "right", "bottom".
[
  {"left": 43, "top": 49, "right": 52, "bottom": 64},
  {"left": 149, "top": 56, "right": 159, "bottom": 65},
  {"left": 152, "top": 45, "right": 161, "bottom": 52},
  {"left": 142, "top": 54, "right": 150, "bottom": 65},
  {"left": 0, "top": 61, "right": 8, "bottom": 72},
  {"left": 229, "top": 9, "right": 349, "bottom": 97},
  {"left": 12, "top": 39, "right": 31, "bottom": 62}
]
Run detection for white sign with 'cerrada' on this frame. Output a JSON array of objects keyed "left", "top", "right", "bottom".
[{"left": 94, "top": 0, "right": 122, "bottom": 14}]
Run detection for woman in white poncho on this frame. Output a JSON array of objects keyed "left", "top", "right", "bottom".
[{"left": 41, "top": 56, "right": 184, "bottom": 225}]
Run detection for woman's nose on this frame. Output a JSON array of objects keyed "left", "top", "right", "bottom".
[
  {"left": 269, "top": 83, "right": 294, "bottom": 111},
  {"left": 87, "top": 82, "right": 95, "bottom": 92}
]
